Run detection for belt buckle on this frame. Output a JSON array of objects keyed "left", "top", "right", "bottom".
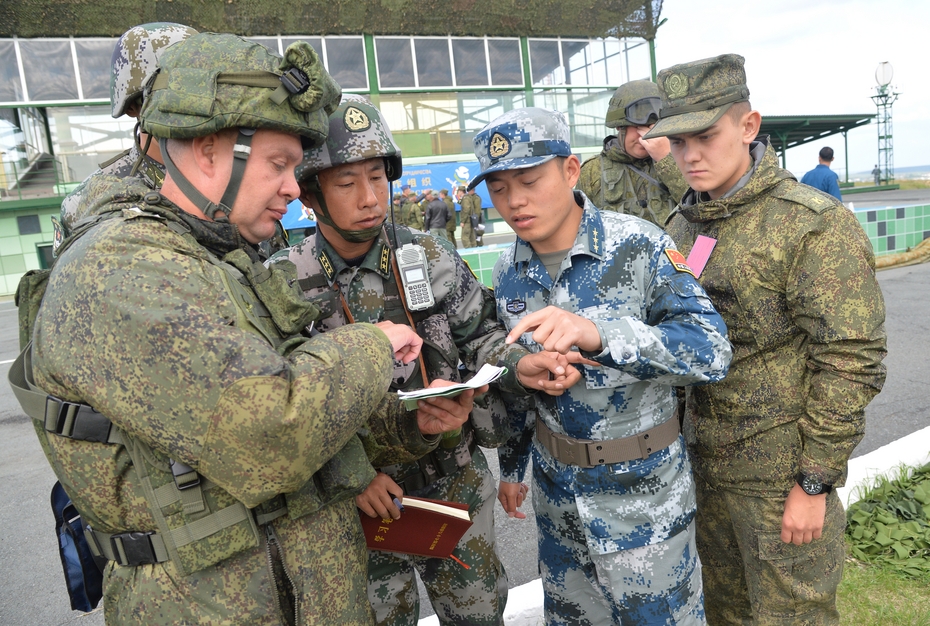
[{"left": 110, "top": 531, "right": 158, "bottom": 566}]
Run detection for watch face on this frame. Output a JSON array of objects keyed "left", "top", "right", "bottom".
[{"left": 801, "top": 475, "right": 823, "bottom": 495}]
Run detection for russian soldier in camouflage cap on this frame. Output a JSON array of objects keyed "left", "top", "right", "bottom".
[
  {"left": 271, "top": 95, "right": 580, "bottom": 626},
  {"left": 439, "top": 188, "right": 458, "bottom": 247},
  {"left": 471, "top": 106, "right": 732, "bottom": 625},
  {"left": 458, "top": 186, "right": 483, "bottom": 248},
  {"left": 27, "top": 33, "right": 445, "bottom": 625},
  {"left": 576, "top": 79, "right": 687, "bottom": 226},
  {"left": 58, "top": 23, "right": 198, "bottom": 241},
  {"left": 646, "top": 53, "right": 887, "bottom": 624}
]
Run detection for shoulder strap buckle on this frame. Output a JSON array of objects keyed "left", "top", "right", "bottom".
[{"left": 45, "top": 396, "right": 113, "bottom": 443}]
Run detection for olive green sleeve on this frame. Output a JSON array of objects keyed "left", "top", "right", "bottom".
[
  {"left": 788, "top": 208, "right": 887, "bottom": 485},
  {"left": 359, "top": 394, "right": 440, "bottom": 468},
  {"left": 654, "top": 153, "right": 688, "bottom": 204},
  {"left": 576, "top": 156, "right": 602, "bottom": 203}
]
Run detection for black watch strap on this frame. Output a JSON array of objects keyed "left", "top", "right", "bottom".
[{"left": 796, "top": 472, "right": 833, "bottom": 495}]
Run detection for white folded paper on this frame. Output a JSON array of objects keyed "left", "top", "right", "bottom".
[{"left": 398, "top": 363, "right": 507, "bottom": 410}]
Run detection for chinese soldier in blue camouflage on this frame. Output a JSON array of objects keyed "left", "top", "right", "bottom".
[
  {"left": 644, "top": 54, "right": 887, "bottom": 624},
  {"left": 270, "top": 94, "right": 582, "bottom": 626},
  {"left": 23, "top": 33, "right": 463, "bottom": 625},
  {"left": 59, "top": 23, "right": 289, "bottom": 257},
  {"left": 576, "top": 80, "right": 687, "bottom": 227},
  {"left": 472, "top": 106, "right": 733, "bottom": 625},
  {"left": 59, "top": 22, "right": 197, "bottom": 240}
]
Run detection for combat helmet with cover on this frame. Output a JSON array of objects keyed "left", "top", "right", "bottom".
[
  {"left": 604, "top": 79, "right": 662, "bottom": 129},
  {"left": 110, "top": 22, "right": 199, "bottom": 118},
  {"left": 140, "top": 32, "right": 342, "bottom": 222},
  {"left": 297, "top": 94, "right": 403, "bottom": 242}
]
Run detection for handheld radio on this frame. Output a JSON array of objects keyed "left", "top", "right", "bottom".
[{"left": 396, "top": 243, "right": 435, "bottom": 311}]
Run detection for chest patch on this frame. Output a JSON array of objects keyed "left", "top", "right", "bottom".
[
  {"left": 505, "top": 299, "right": 527, "bottom": 314},
  {"left": 664, "top": 249, "right": 696, "bottom": 277}
]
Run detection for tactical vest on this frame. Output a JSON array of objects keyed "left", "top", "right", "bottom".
[
  {"left": 598, "top": 154, "right": 675, "bottom": 227},
  {"left": 291, "top": 224, "right": 503, "bottom": 494},
  {"left": 10, "top": 202, "right": 373, "bottom": 576}
]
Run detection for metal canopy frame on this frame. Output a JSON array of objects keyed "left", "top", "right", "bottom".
[{"left": 761, "top": 114, "right": 875, "bottom": 182}]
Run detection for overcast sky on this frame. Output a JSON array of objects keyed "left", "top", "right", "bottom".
[{"left": 652, "top": 0, "right": 929, "bottom": 179}]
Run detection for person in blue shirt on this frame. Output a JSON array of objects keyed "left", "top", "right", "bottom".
[{"left": 800, "top": 147, "right": 843, "bottom": 200}]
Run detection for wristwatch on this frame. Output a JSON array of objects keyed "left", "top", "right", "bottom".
[{"left": 796, "top": 473, "right": 833, "bottom": 496}]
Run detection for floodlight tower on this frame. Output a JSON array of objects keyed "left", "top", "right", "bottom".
[{"left": 871, "top": 62, "right": 900, "bottom": 185}]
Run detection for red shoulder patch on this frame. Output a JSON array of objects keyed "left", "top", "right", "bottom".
[{"left": 664, "top": 249, "right": 696, "bottom": 277}]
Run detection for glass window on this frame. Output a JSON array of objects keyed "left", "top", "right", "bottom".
[
  {"left": 49, "top": 105, "right": 135, "bottom": 183},
  {"left": 37, "top": 243, "right": 55, "bottom": 270},
  {"left": 75, "top": 39, "right": 116, "bottom": 100},
  {"left": 281, "top": 37, "right": 322, "bottom": 57},
  {"left": 488, "top": 40, "right": 522, "bottom": 86},
  {"left": 18, "top": 215, "right": 41, "bottom": 235},
  {"left": 19, "top": 40, "right": 79, "bottom": 101},
  {"left": 0, "top": 41, "right": 24, "bottom": 103},
  {"left": 248, "top": 37, "right": 282, "bottom": 54},
  {"left": 451, "top": 39, "right": 488, "bottom": 87},
  {"left": 325, "top": 38, "right": 367, "bottom": 90},
  {"left": 529, "top": 39, "right": 562, "bottom": 85},
  {"left": 414, "top": 38, "right": 452, "bottom": 87},
  {"left": 376, "top": 38, "right": 415, "bottom": 89},
  {"left": 562, "top": 40, "right": 590, "bottom": 85}
]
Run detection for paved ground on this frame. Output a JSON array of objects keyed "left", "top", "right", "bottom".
[
  {"left": 842, "top": 186, "right": 930, "bottom": 209},
  {"left": 1, "top": 260, "right": 927, "bottom": 625}
]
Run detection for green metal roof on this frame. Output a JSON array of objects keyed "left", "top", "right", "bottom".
[{"left": 762, "top": 114, "right": 874, "bottom": 152}]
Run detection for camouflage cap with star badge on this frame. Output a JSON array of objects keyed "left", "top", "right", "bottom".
[
  {"left": 643, "top": 53, "right": 750, "bottom": 139},
  {"left": 467, "top": 107, "right": 572, "bottom": 190}
]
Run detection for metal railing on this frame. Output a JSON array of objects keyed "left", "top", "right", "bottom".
[{"left": 0, "top": 153, "right": 76, "bottom": 202}]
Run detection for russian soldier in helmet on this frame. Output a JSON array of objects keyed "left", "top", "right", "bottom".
[
  {"left": 271, "top": 94, "right": 582, "bottom": 626},
  {"left": 28, "top": 33, "right": 457, "bottom": 625},
  {"left": 576, "top": 79, "right": 687, "bottom": 227}
]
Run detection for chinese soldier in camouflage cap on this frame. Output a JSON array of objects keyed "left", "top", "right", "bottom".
[
  {"left": 473, "top": 106, "right": 732, "bottom": 625},
  {"left": 26, "top": 32, "right": 447, "bottom": 625},
  {"left": 58, "top": 23, "right": 198, "bottom": 241},
  {"left": 576, "top": 79, "right": 687, "bottom": 226},
  {"left": 271, "top": 95, "right": 579, "bottom": 626},
  {"left": 648, "top": 53, "right": 887, "bottom": 624}
]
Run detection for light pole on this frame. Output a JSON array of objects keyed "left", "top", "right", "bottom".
[{"left": 871, "top": 62, "right": 899, "bottom": 186}]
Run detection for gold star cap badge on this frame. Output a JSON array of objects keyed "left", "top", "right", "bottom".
[
  {"left": 344, "top": 106, "right": 371, "bottom": 132},
  {"left": 488, "top": 132, "right": 511, "bottom": 160}
]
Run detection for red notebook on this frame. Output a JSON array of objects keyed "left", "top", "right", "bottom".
[{"left": 359, "top": 496, "right": 473, "bottom": 561}]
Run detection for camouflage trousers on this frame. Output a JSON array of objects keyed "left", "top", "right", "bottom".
[
  {"left": 367, "top": 450, "right": 507, "bottom": 626},
  {"left": 533, "top": 464, "right": 706, "bottom": 626},
  {"left": 694, "top": 478, "right": 845, "bottom": 625}
]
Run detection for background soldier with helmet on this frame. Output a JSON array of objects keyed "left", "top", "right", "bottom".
[
  {"left": 24, "top": 33, "right": 461, "bottom": 625},
  {"left": 576, "top": 79, "right": 687, "bottom": 227},
  {"left": 271, "top": 94, "right": 582, "bottom": 626}
]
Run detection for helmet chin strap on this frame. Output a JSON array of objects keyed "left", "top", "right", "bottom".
[
  {"left": 158, "top": 129, "right": 256, "bottom": 222},
  {"left": 306, "top": 176, "right": 385, "bottom": 243}
]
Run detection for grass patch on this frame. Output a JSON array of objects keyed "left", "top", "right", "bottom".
[{"left": 839, "top": 554, "right": 930, "bottom": 625}]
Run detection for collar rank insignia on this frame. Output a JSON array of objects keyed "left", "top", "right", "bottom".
[
  {"left": 505, "top": 299, "right": 526, "bottom": 314},
  {"left": 664, "top": 249, "right": 696, "bottom": 277},
  {"left": 379, "top": 244, "right": 391, "bottom": 275},
  {"left": 489, "top": 132, "right": 511, "bottom": 160},
  {"left": 318, "top": 249, "right": 336, "bottom": 281},
  {"left": 589, "top": 226, "right": 601, "bottom": 256},
  {"left": 344, "top": 106, "right": 371, "bottom": 132}
]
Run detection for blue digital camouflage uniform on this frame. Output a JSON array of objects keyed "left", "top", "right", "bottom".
[
  {"left": 495, "top": 195, "right": 732, "bottom": 625},
  {"left": 270, "top": 223, "right": 532, "bottom": 626}
]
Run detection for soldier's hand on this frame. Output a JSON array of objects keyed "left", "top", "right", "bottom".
[
  {"left": 637, "top": 126, "right": 671, "bottom": 162},
  {"left": 516, "top": 351, "right": 591, "bottom": 395},
  {"left": 415, "top": 380, "right": 487, "bottom": 436},
  {"left": 780, "top": 483, "right": 827, "bottom": 545},
  {"left": 498, "top": 480, "right": 528, "bottom": 519},
  {"left": 375, "top": 321, "right": 423, "bottom": 364},
  {"left": 505, "top": 306, "right": 601, "bottom": 353},
  {"left": 356, "top": 473, "right": 405, "bottom": 520}
]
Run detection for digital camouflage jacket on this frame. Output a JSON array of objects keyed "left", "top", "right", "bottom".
[
  {"left": 31, "top": 175, "right": 436, "bottom": 625},
  {"left": 666, "top": 139, "right": 887, "bottom": 495},
  {"left": 270, "top": 224, "right": 532, "bottom": 487},
  {"left": 576, "top": 136, "right": 687, "bottom": 228}
]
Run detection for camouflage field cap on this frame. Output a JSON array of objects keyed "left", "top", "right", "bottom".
[
  {"left": 141, "top": 33, "right": 341, "bottom": 146},
  {"left": 295, "top": 93, "right": 402, "bottom": 181},
  {"left": 110, "top": 23, "right": 199, "bottom": 118},
  {"left": 604, "top": 80, "right": 661, "bottom": 128},
  {"left": 643, "top": 54, "right": 750, "bottom": 139},
  {"left": 467, "top": 107, "right": 571, "bottom": 190}
]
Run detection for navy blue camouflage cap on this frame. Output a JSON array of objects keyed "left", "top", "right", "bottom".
[{"left": 467, "top": 107, "right": 571, "bottom": 190}]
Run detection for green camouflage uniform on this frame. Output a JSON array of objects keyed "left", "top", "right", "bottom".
[
  {"left": 400, "top": 198, "right": 424, "bottom": 230},
  {"left": 651, "top": 54, "right": 888, "bottom": 625},
  {"left": 576, "top": 143, "right": 686, "bottom": 227},
  {"left": 271, "top": 223, "right": 531, "bottom": 626},
  {"left": 459, "top": 193, "right": 482, "bottom": 248},
  {"left": 442, "top": 193, "right": 458, "bottom": 246},
  {"left": 33, "top": 176, "right": 437, "bottom": 625}
]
